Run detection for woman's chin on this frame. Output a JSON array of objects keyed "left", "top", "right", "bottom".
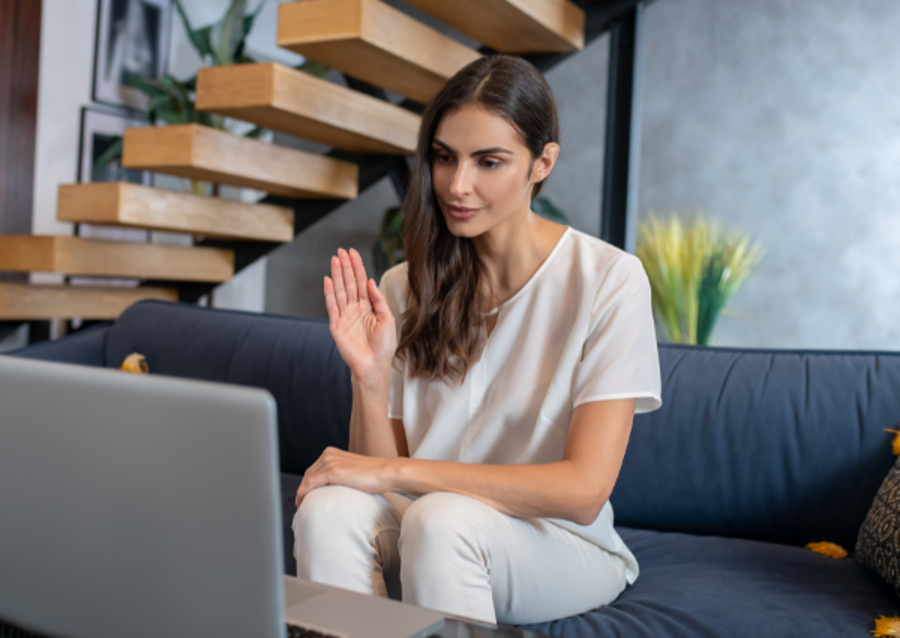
[{"left": 442, "top": 213, "right": 480, "bottom": 237}]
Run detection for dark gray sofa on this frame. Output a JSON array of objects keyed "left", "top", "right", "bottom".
[{"left": 8, "top": 299, "right": 900, "bottom": 637}]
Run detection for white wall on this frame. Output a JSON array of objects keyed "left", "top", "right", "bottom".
[
  {"left": 31, "top": 0, "right": 94, "bottom": 251},
  {"left": 637, "top": 0, "right": 900, "bottom": 350}
]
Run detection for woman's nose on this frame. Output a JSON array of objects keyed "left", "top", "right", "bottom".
[{"left": 449, "top": 163, "right": 473, "bottom": 197}]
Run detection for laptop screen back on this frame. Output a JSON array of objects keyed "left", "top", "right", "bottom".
[{"left": 0, "top": 356, "right": 285, "bottom": 638}]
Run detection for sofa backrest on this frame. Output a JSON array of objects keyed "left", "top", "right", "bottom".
[
  {"left": 612, "top": 343, "right": 900, "bottom": 550},
  {"left": 104, "top": 300, "right": 352, "bottom": 477},
  {"left": 84, "top": 300, "right": 900, "bottom": 550}
]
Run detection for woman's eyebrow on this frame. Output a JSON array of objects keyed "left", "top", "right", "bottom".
[{"left": 432, "top": 139, "right": 513, "bottom": 156}]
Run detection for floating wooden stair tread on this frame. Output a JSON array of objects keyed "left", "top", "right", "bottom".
[
  {"left": 195, "top": 63, "right": 420, "bottom": 155},
  {"left": 277, "top": 0, "right": 481, "bottom": 104},
  {"left": 0, "top": 235, "right": 234, "bottom": 283},
  {"left": 403, "top": 0, "right": 584, "bottom": 53},
  {"left": 0, "top": 283, "right": 176, "bottom": 320},
  {"left": 122, "top": 124, "right": 358, "bottom": 199},
  {"left": 57, "top": 183, "right": 294, "bottom": 243}
]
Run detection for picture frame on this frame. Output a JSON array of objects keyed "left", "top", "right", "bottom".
[
  {"left": 76, "top": 106, "right": 151, "bottom": 246},
  {"left": 77, "top": 106, "right": 151, "bottom": 187},
  {"left": 92, "top": 0, "right": 171, "bottom": 111}
]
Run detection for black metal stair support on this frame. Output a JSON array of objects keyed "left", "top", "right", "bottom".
[{"left": 600, "top": 4, "right": 638, "bottom": 249}]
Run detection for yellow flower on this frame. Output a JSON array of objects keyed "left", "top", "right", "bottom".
[
  {"left": 884, "top": 428, "right": 900, "bottom": 456},
  {"left": 119, "top": 352, "right": 149, "bottom": 374},
  {"left": 805, "top": 541, "right": 848, "bottom": 558},
  {"left": 872, "top": 615, "right": 900, "bottom": 637}
]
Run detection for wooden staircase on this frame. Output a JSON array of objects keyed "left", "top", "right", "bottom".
[
  {"left": 0, "top": 235, "right": 233, "bottom": 282},
  {"left": 276, "top": 0, "right": 483, "bottom": 104},
  {"left": 122, "top": 124, "right": 359, "bottom": 199},
  {"left": 401, "top": 0, "right": 585, "bottom": 53},
  {"left": 194, "top": 63, "right": 420, "bottom": 154},
  {"left": 57, "top": 183, "right": 294, "bottom": 242},
  {"left": 1, "top": 0, "right": 613, "bottom": 327}
]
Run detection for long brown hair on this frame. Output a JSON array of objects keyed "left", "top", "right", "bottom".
[{"left": 396, "top": 54, "right": 561, "bottom": 385}]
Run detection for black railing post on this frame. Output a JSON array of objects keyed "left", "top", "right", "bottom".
[{"left": 600, "top": 2, "right": 644, "bottom": 251}]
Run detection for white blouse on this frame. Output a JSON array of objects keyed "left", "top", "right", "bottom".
[{"left": 378, "top": 225, "right": 663, "bottom": 586}]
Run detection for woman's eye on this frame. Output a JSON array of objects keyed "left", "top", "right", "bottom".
[
  {"left": 481, "top": 160, "right": 500, "bottom": 169},
  {"left": 435, "top": 153, "right": 453, "bottom": 163}
]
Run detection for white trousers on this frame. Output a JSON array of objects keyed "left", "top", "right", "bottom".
[{"left": 291, "top": 485, "right": 628, "bottom": 625}]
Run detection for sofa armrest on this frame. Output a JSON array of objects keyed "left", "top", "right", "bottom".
[{"left": 5, "top": 322, "right": 111, "bottom": 367}]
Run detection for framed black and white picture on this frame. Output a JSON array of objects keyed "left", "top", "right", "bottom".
[
  {"left": 77, "top": 107, "right": 151, "bottom": 186},
  {"left": 76, "top": 107, "right": 151, "bottom": 244},
  {"left": 92, "top": 0, "right": 171, "bottom": 111}
]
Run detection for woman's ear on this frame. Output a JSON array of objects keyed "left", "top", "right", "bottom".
[{"left": 531, "top": 142, "right": 560, "bottom": 184}]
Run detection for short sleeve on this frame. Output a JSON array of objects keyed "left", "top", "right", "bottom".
[
  {"left": 572, "top": 254, "right": 663, "bottom": 414},
  {"left": 378, "top": 265, "right": 406, "bottom": 420}
]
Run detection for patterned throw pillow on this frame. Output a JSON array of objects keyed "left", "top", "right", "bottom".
[{"left": 856, "top": 455, "right": 900, "bottom": 594}]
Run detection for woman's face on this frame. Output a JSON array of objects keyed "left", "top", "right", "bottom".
[{"left": 430, "top": 103, "right": 558, "bottom": 238}]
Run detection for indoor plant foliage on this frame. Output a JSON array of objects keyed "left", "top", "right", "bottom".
[
  {"left": 96, "top": 0, "right": 329, "bottom": 195},
  {"left": 635, "top": 211, "right": 765, "bottom": 346}
]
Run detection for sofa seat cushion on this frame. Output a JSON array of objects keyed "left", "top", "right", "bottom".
[
  {"left": 523, "top": 527, "right": 900, "bottom": 637},
  {"left": 280, "top": 479, "right": 900, "bottom": 636}
]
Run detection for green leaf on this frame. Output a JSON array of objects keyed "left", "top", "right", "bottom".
[
  {"left": 372, "top": 206, "right": 406, "bottom": 276},
  {"left": 532, "top": 196, "right": 569, "bottom": 223},
  {"left": 295, "top": 59, "right": 331, "bottom": 77},
  {"left": 234, "top": 52, "right": 258, "bottom": 65},
  {"left": 124, "top": 72, "right": 196, "bottom": 125},
  {"left": 198, "top": 111, "right": 219, "bottom": 129},
  {"left": 697, "top": 251, "right": 728, "bottom": 345},
  {"left": 172, "top": 0, "right": 215, "bottom": 61},
  {"left": 244, "top": 126, "right": 267, "bottom": 139},
  {"left": 123, "top": 72, "right": 169, "bottom": 98},
  {"left": 211, "top": 0, "right": 247, "bottom": 66},
  {"left": 92, "top": 135, "right": 123, "bottom": 174},
  {"left": 243, "top": 0, "right": 269, "bottom": 38}
]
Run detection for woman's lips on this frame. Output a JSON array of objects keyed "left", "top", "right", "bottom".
[{"left": 447, "top": 204, "right": 480, "bottom": 220}]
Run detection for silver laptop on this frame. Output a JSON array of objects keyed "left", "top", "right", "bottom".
[{"left": 0, "top": 355, "right": 445, "bottom": 638}]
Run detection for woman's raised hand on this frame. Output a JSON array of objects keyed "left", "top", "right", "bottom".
[{"left": 324, "top": 248, "right": 397, "bottom": 382}]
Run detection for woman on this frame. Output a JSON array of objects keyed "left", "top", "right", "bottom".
[{"left": 292, "top": 54, "right": 662, "bottom": 626}]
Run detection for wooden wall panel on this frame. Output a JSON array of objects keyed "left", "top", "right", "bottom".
[{"left": 0, "top": 0, "right": 42, "bottom": 283}]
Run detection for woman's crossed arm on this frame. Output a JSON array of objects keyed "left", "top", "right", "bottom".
[{"left": 296, "top": 396, "right": 636, "bottom": 527}]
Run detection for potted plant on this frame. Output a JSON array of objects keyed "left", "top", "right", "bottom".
[{"left": 635, "top": 211, "right": 765, "bottom": 345}]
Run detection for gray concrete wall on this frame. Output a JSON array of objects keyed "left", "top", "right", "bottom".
[
  {"left": 265, "top": 16, "right": 610, "bottom": 318},
  {"left": 637, "top": 0, "right": 900, "bottom": 349}
]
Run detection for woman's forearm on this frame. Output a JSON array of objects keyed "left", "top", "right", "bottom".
[
  {"left": 389, "top": 458, "right": 608, "bottom": 526},
  {"left": 348, "top": 371, "right": 401, "bottom": 458}
]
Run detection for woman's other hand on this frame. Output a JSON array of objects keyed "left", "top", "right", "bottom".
[
  {"left": 295, "top": 447, "right": 395, "bottom": 508},
  {"left": 324, "top": 247, "right": 397, "bottom": 382}
]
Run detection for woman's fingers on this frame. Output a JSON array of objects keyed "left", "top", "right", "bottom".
[
  {"left": 349, "top": 249, "right": 370, "bottom": 309},
  {"left": 324, "top": 276, "right": 338, "bottom": 324},
  {"left": 331, "top": 255, "right": 347, "bottom": 312},
  {"left": 328, "top": 248, "right": 372, "bottom": 318},
  {"left": 338, "top": 248, "right": 358, "bottom": 305},
  {"left": 368, "top": 278, "right": 393, "bottom": 322},
  {"left": 295, "top": 467, "right": 332, "bottom": 508}
]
